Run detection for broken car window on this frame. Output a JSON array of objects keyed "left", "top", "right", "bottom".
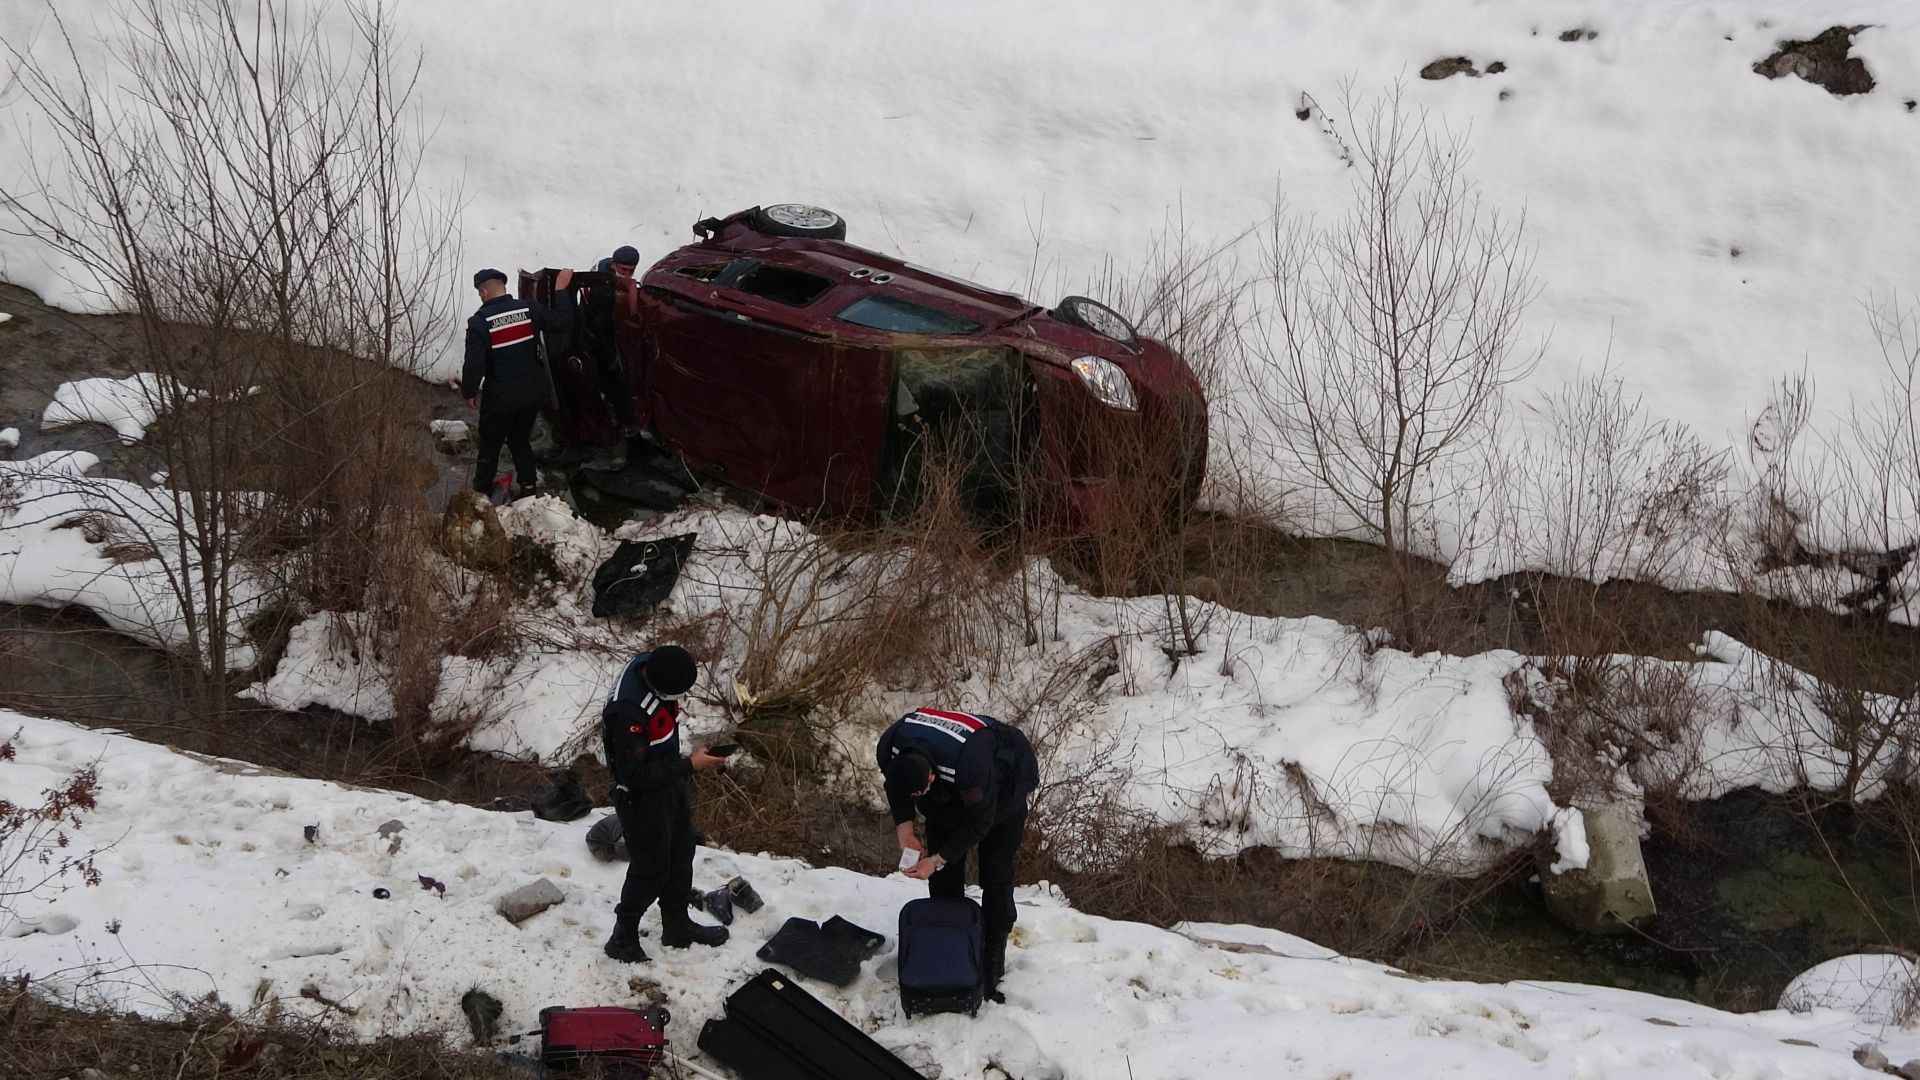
[{"left": 734, "top": 265, "right": 833, "bottom": 307}]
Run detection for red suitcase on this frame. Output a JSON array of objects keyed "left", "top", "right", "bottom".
[{"left": 539, "top": 1005, "right": 669, "bottom": 1077}]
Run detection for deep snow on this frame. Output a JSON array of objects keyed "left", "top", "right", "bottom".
[
  {"left": 4, "top": 1, "right": 1920, "bottom": 597},
  {"left": 4, "top": 709, "right": 1915, "bottom": 1079}
]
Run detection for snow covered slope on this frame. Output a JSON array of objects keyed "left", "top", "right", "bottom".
[
  {"left": 4, "top": 0, "right": 1919, "bottom": 453},
  {"left": 3, "top": 709, "right": 1912, "bottom": 1079}
]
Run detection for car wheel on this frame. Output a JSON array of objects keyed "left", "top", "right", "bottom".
[{"left": 750, "top": 203, "right": 848, "bottom": 241}]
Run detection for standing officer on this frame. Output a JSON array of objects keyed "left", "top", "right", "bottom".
[
  {"left": 462, "top": 267, "right": 572, "bottom": 500},
  {"left": 877, "top": 707, "right": 1039, "bottom": 1003},
  {"left": 580, "top": 246, "right": 641, "bottom": 435},
  {"left": 601, "top": 645, "right": 730, "bottom": 963}
]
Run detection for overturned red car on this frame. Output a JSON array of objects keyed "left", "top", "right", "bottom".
[{"left": 525, "top": 204, "right": 1207, "bottom": 532}]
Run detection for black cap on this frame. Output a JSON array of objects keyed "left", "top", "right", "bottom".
[
  {"left": 611, "top": 245, "right": 640, "bottom": 267},
  {"left": 642, "top": 645, "right": 697, "bottom": 698},
  {"left": 885, "top": 752, "right": 932, "bottom": 798},
  {"left": 473, "top": 267, "right": 507, "bottom": 288}
]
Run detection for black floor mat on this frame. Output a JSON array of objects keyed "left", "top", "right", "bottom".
[{"left": 756, "top": 916, "right": 888, "bottom": 987}]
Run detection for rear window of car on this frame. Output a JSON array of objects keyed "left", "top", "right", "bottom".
[
  {"left": 734, "top": 265, "right": 833, "bottom": 307},
  {"left": 835, "top": 295, "right": 980, "bottom": 335}
]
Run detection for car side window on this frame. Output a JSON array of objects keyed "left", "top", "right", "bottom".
[
  {"left": 836, "top": 296, "right": 980, "bottom": 335},
  {"left": 733, "top": 264, "right": 833, "bottom": 307}
]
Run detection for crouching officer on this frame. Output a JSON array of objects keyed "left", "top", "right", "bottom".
[
  {"left": 601, "top": 645, "right": 729, "bottom": 963},
  {"left": 878, "top": 708, "right": 1039, "bottom": 1003}
]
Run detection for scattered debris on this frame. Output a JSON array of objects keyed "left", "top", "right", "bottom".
[
  {"left": 1754, "top": 25, "right": 1875, "bottom": 97},
  {"left": 1486, "top": 60, "right": 1508, "bottom": 74},
  {"left": 533, "top": 767, "right": 594, "bottom": 822},
  {"left": 590, "top": 533, "right": 699, "bottom": 619},
  {"left": 586, "top": 812, "right": 629, "bottom": 862},
  {"left": 303, "top": 824, "right": 318, "bottom": 844},
  {"left": 496, "top": 878, "right": 566, "bottom": 925},
  {"left": 372, "top": 887, "right": 391, "bottom": 900},
  {"left": 461, "top": 988, "right": 504, "bottom": 1045},
  {"left": 1856, "top": 1044, "right": 1889, "bottom": 1072},
  {"left": 418, "top": 874, "right": 446, "bottom": 897},
  {"left": 378, "top": 818, "right": 406, "bottom": 854},
  {"left": 1559, "top": 27, "right": 1599, "bottom": 42},
  {"left": 299, "top": 983, "right": 359, "bottom": 1017}
]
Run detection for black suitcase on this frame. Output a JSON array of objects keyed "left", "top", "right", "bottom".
[
  {"left": 896, "top": 897, "right": 985, "bottom": 1018},
  {"left": 697, "top": 969, "right": 923, "bottom": 1080}
]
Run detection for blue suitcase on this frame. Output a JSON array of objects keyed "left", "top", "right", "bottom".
[{"left": 896, "top": 896, "right": 985, "bottom": 1018}]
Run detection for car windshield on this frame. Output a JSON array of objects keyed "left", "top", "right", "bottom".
[{"left": 835, "top": 295, "right": 980, "bottom": 335}]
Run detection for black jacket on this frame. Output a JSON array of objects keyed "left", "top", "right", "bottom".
[
  {"left": 876, "top": 709, "right": 1038, "bottom": 865},
  {"left": 601, "top": 651, "right": 689, "bottom": 791},
  {"left": 462, "top": 294, "right": 568, "bottom": 414}
]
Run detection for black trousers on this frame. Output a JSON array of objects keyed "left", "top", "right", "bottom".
[
  {"left": 926, "top": 811, "right": 1026, "bottom": 978},
  {"left": 593, "top": 348, "right": 636, "bottom": 430},
  {"left": 612, "top": 780, "right": 695, "bottom": 925},
  {"left": 474, "top": 407, "right": 539, "bottom": 494}
]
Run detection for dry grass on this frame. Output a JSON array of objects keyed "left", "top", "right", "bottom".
[{"left": 0, "top": 982, "right": 531, "bottom": 1080}]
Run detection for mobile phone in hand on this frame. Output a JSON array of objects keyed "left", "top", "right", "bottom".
[
  {"left": 899, "top": 848, "right": 921, "bottom": 872},
  {"left": 708, "top": 742, "right": 740, "bottom": 758}
]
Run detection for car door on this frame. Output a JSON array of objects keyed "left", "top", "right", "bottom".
[{"left": 644, "top": 261, "right": 837, "bottom": 508}]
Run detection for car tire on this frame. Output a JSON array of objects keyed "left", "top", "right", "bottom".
[{"left": 749, "top": 203, "right": 848, "bottom": 241}]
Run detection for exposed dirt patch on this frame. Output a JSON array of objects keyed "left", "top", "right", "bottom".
[
  {"left": 1754, "top": 25, "right": 1876, "bottom": 97},
  {"left": 1421, "top": 56, "right": 1481, "bottom": 80}
]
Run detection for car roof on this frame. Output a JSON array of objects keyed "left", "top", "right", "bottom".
[{"left": 720, "top": 234, "right": 1040, "bottom": 329}]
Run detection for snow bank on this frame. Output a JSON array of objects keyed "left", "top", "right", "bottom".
[
  {"left": 41, "top": 374, "right": 176, "bottom": 444},
  {"left": 0, "top": 451, "right": 262, "bottom": 667},
  {"left": 241, "top": 611, "right": 396, "bottom": 721},
  {"left": 0, "top": 427, "right": 18, "bottom": 450},
  {"left": 1, "top": 709, "right": 1906, "bottom": 1078},
  {"left": 1780, "top": 954, "right": 1919, "bottom": 1028}
]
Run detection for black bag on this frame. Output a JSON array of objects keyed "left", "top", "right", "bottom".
[
  {"left": 897, "top": 897, "right": 984, "bottom": 1018},
  {"left": 697, "top": 969, "right": 923, "bottom": 1080},
  {"left": 532, "top": 768, "right": 593, "bottom": 822},
  {"left": 538, "top": 1004, "right": 668, "bottom": 1077},
  {"left": 590, "top": 533, "right": 698, "bottom": 618},
  {"left": 586, "top": 812, "right": 628, "bottom": 861}
]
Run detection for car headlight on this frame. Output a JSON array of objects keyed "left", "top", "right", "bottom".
[{"left": 1070, "top": 356, "right": 1138, "bottom": 412}]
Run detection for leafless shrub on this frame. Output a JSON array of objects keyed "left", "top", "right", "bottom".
[
  {"left": 1508, "top": 362, "right": 1731, "bottom": 589},
  {"left": 1240, "top": 83, "right": 1541, "bottom": 624},
  {"left": 0, "top": 0, "right": 457, "bottom": 715},
  {"left": 0, "top": 731, "right": 103, "bottom": 939}
]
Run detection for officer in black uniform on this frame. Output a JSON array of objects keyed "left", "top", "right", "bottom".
[
  {"left": 461, "top": 267, "right": 572, "bottom": 498},
  {"left": 878, "top": 707, "right": 1039, "bottom": 1003},
  {"left": 580, "top": 245, "right": 640, "bottom": 435},
  {"left": 601, "top": 645, "right": 730, "bottom": 963}
]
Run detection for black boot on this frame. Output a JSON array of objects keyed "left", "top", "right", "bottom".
[
  {"left": 604, "top": 916, "right": 649, "bottom": 963},
  {"left": 660, "top": 911, "right": 729, "bottom": 949},
  {"left": 984, "top": 932, "right": 1009, "bottom": 1004}
]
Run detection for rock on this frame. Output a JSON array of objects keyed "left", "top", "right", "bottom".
[
  {"left": 495, "top": 878, "right": 565, "bottom": 925},
  {"left": 1855, "top": 1045, "right": 1889, "bottom": 1072},
  {"left": 1753, "top": 26, "right": 1875, "bottom": 97},
  {"left": 431, "top": 419, "right": 471, "bottom": 452},
  {"left": 376, "top": 819, "right": 406, "bottom": 838},
  {"left": 1897, "top": 1061, "right": 1920, "bottom": 1080},
  {"left": 1420, "top": 56, "right": 1479, "bottom": 80},
  {"left": 1540, "top": 801, "right": 1656, "bottom": 933},
  {"left": 441, "top": 490, "right": 511, "bottom": 572}
]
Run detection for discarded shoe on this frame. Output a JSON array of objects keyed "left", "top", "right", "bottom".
[
  {"left": 661, "top": 920, "right": 729, "bottom": 949},
  {"left": 727, "top": 876, "right": 765, "bottom": 914}
]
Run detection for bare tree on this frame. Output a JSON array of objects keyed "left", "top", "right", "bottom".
[
  {"left": 1, "top": 0, "right": 458, "bottom": 710},
  {"left": 1244, "top": 84, "right": 1541, "bottom": 612}
]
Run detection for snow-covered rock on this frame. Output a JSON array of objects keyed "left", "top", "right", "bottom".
[
  {"left": 1782, "top": 954, "right": 1920, "bottom": 1026},
  {"left": 0, "top": 426, "right": 18, "bottom": 451}
]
